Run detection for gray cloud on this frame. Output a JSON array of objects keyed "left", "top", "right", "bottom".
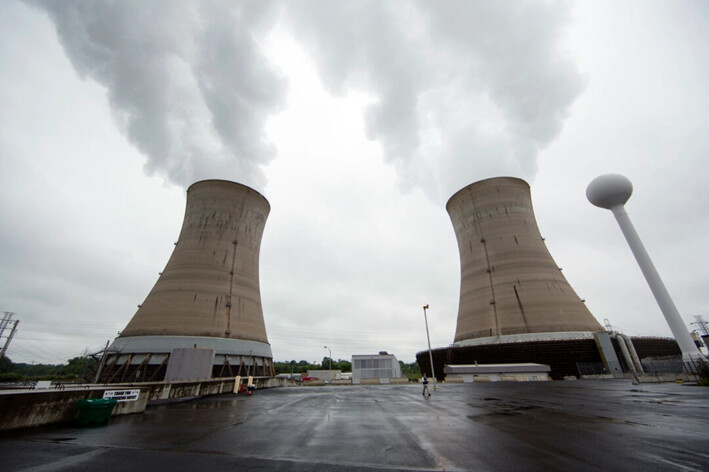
[
  {"left": 285, "top": 0, "right": 583, "bottom": 199},
  {"left": 27, "top": 0, "right": 286, "bottom": 189},
  {"left": 28, "top": 0, "right": 581, "bottom": 198}
]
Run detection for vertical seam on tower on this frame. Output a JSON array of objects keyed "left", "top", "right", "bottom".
[
  {"left": 225, "top": 191, "right": 247, "bottom": 337},
  {"left": 513, "top": 284, "right": 530, "bottom": 333},
  {"left": 471, "top": 187, "right": 500, "bottom": 338},
  {"left": 226, "top": 240, "right": 238, "bottom": 336},
  {"left": 481, "top": 238, "right": 500, "bottom": 336}
]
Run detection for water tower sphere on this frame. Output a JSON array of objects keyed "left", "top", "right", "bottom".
[{"left": 586, "top": 174, "right": 633, "bottom": 209}]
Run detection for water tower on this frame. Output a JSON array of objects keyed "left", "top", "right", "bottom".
[{"left": 587, "top": 173, "right": 704, "bottom": 364}]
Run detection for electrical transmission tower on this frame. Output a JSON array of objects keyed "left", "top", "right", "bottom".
[
  {"left": 0, "top": 312, "right": 13, "bottom": 338},
  {"left": 0, "top": 312, "right": 19, "bottom": 359},
  {"left": 691, "top": 315, "right": 709, "bottom": 336}
]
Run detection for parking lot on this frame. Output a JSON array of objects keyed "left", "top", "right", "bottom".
[{"left": 2, "top": 380, "right": 708, "bottom": 471}]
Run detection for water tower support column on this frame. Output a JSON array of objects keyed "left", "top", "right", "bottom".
[{"left": 587, "top": 174, "right": 704, "bottom": 365}]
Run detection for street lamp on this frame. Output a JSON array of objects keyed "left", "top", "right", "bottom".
[
  {"left": 323, "top": 346, "right": 332, "bottom": 371},
  {"left": 422, "top": 304, "right": 436, "bottom": 385}
]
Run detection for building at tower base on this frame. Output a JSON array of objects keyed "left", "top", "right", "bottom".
[
  {"left": 98, "top": 180, "right": 273, "bottom": 383},
  {"left": 417, "top": 336, "right": 682, "bottom": 380}
]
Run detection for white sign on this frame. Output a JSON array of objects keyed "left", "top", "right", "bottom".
[{"left": 103, "top": 389, "right": 140, "bottom": 402}]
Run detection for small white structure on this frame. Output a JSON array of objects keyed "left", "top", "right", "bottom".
[
  {"left": 352, "top": 352, "right": 402, "bottom": 384},
  {"left": 34, "top": 380, "right": 52, "bottom": 390},
  {"left": 444, "top": 363, "right": 551, "bottom": 383}
]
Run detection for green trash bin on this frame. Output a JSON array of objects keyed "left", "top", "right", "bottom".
[{"left": 75, "top": 398, "right": 117, "bottom": 426}]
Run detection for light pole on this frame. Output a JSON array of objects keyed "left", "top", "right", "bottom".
[
  {"left": 422, "top": 304, "right": 436, "bottom": 385},
  {"left": 323, "top": 346, "right": 332, "bottom": 371}
]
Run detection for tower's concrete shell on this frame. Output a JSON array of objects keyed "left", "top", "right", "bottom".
[
  {"left": 447, "top": 177, "right": 602, "bottom": 345},
  {"left": 100, "top": 180, "right": 273, "bottom": 382}
]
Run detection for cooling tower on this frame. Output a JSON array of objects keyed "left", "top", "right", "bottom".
[
  {"left": 99, "top": 180, "right": 273, "bottom": 382},
  {"left": 447, "top": 177, "right": 603, "bottom": 344}
]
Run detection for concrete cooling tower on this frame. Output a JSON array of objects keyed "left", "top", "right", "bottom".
[
  {"left": 98, "top": 180, "right": 273, "bottom": 383},
  {"left": 417, "top": 177, "right": 682, "bottom": 380},
  {"left": 447, "top": 177, "right": 603, "bottom": 343}
]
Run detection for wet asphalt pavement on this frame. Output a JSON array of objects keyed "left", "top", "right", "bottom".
[{"left": 1, "top": 380, "right": 708, "bottom": 471}]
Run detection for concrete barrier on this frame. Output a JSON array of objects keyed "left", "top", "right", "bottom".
[
  {"left": 0, "top": 387, "right": 149, "bottom": 432},
  {"left": 636, "top": 373, "right": 696, "bottom": 383},
  {"left": 303, "top": 380, "right": 326, "bottom": 387},
  {"left": 0, "top": 376, "right": 295, "bottom": 431}
]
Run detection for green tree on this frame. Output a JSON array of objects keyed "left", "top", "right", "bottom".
[
  {"left": 0, "top": 355, "right": 13, "bottom": 374},
  {"left": 274, "top": 359, "right": 323, "bottom": 375},
  {"left": 321, "top": 356, "right": 333, "bottom": 370},
  {"left": 11, "top": 362, "right": 62, "bottom": 378},
  {"left": 60, "top": 357, "right": 97, "bottom": 382},
  {"left": 0, "top": 356, "right": 18, "bottom": 382},
  {"left": 698, "top": 359, "right": 709, "bottom": 386},
  {"left": 333, "top": 359, "right": 352, "bottom": 372},
  {"left": 400, "top": 361, "right": 421, "bottom": 380}
]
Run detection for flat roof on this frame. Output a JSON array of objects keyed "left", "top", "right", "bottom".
[
  {"left": 352, "top": 354, "right": 398, "bottom": 359},
  {"left": 444, "top": 363, "right": 551, "bottom": 374}
]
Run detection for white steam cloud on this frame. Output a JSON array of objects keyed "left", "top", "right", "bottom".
[
  {"left": 28, "top": 0, "right": 582, "bottom": 197},
  {"left": 28, "top": 0, "right": 285, "bottom": 189}
]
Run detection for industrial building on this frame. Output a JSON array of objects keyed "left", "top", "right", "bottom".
[
  {"left": 417, "top": 177, "right": 682, "bottom": 380},
  {"left": 352, "top": 352, "right": 402, "bottom": 384},
  {"left": 98, "top": 180, "right": 273, "bottom": 383}
]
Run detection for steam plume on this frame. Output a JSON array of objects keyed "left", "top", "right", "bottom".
[{"left": 29, "top": 0, "right": 581, "bottom": 198}]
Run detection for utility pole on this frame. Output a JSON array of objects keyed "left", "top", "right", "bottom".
[
  {"left": 0, "top": 319, "right": 19, "bottom": 359},
  {"left": 94, "top": 340, "right": 111, "bottom": 384}
]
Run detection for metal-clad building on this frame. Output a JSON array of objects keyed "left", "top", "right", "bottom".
[{"left": 352, "top": 353, "right": 402, "bottom": 384}]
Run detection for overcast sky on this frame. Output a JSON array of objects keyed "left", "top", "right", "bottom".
[{"left": 1, "top": 0, "right": 707, "bottom": 365}]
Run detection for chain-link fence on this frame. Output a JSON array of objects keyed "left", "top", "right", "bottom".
[{"left": 641, "top": 355, "right": 685, "bottom": 374}]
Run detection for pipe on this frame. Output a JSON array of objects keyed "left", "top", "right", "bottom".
[
  {"left": 614, "top": 333, "right": 637, "bottom": 375},
  {"left": 93, "top": 340, "right": 111, "bottom": 384},
  {"left": 621, "top": 334, "right": 645, "bottom": 375}
]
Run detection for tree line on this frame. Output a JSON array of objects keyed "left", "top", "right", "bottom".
[
  {"left": 0, "top": 355, "right": 421, "bottom": 382},
  {"left": 274, "top": 357, "right": 421, "bottom": 380},
  {"left": 0, "top": 356, "right": 98, "bottom": 383}
]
